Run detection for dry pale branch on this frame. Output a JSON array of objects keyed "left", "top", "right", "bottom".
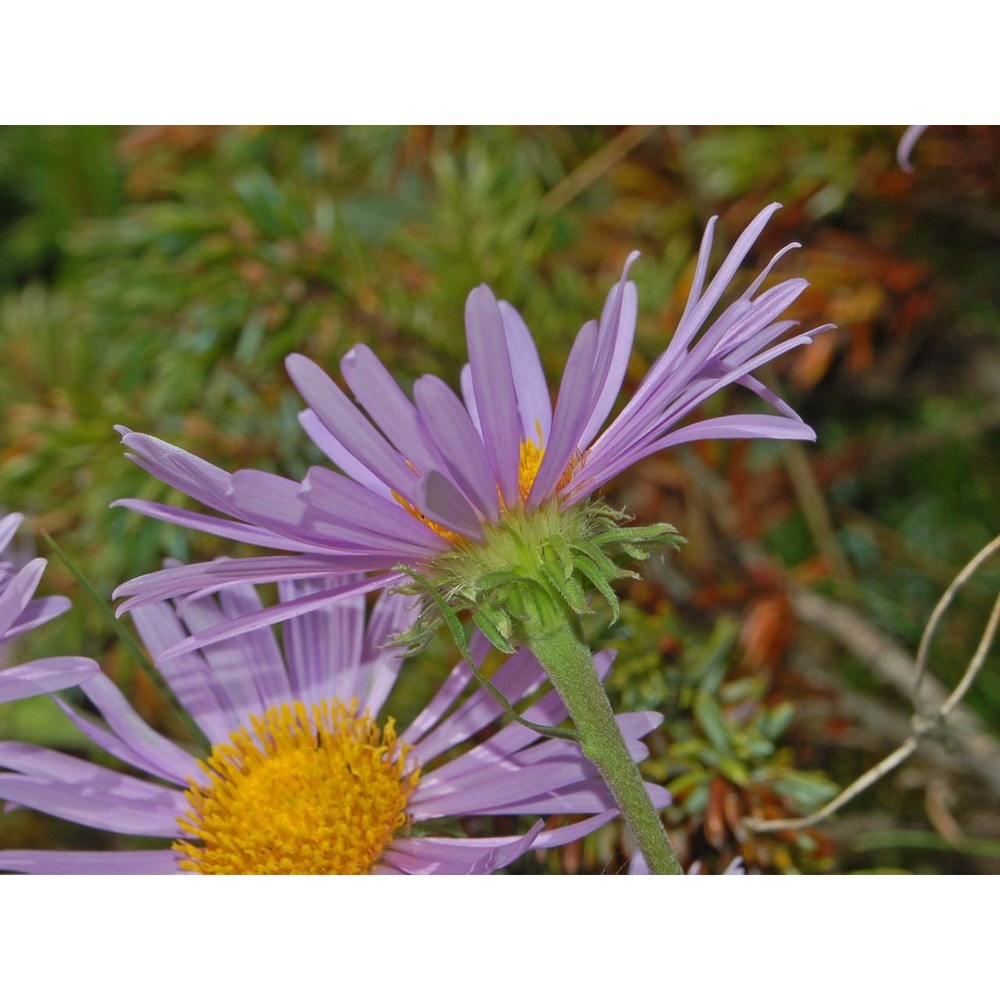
[
  {"left": 746, "top": 536, "right": 1000, "bottom": 834},
  {"left": 791, "top": 590, "right": 1000, "bottom": 797}
]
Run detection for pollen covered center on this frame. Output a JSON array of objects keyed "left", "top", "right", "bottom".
[
  {"left": 174, "top": 699, "right": 419, "bottom": 875},
  {"left": 518, "top": 435, "right": 545, "bottom": 503},
  {"left": 392, "top": 490, "right": 465, "bottom": 546},
  {"left": 517, "top": 422, "right": 581, "bottom": 504}
]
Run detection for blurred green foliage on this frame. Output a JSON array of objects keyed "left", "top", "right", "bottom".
[{"left": 2, "top": 125, "right": 1000, "bottom": 873}]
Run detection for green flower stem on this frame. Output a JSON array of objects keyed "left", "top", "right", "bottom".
[{"left": 521, "top": 599, "right": 683, "bottom": 876}]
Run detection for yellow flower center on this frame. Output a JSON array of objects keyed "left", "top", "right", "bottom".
[
  {"left": 392, "top": 424, "right": 584, "bottom": 534},
  {"left": 392, "top": 491, "right": 465, "bottom": 546},
  {"left": 518, "top": 434, "right": 546, "bottom": 504},
  {"left": 174, "top": 699, "right": 419, "bottom": 875},
  {"left": 516, "top": 423, "right": 581, "bottom": 506}
]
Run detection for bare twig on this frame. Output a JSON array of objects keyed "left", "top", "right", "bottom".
[
  {"left": 791, "top": 589, "right": 1000, "bottom": 788},
  {"left": 541, "top": 126, "right": 659, "bottom": 215},
  {"left": 783, "top": 442, "right": 853, "bottom": 582},
  {"left": 746, "top": 538, "right": 1000, "bottom": 834},
  {"left": 914, "top": 533, "right": 1000, "bottom": 707}
]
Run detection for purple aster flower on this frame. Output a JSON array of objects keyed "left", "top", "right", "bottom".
[
  {"left": 113, "top": 202, "right": 830, "bottom": 656},
  {"left": 0, "top": 577, "right": 667, "bottom": 874},
  {"left": 0, "top": 513, "right": 98, "bottom": 704}
]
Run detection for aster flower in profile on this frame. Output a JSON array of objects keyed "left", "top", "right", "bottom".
[
  {"left": 0, "top": 513, "right": 97, "bottom": 705},
  {"left": 111, "top": 201, "right": 831, "bottom": 874},
  {"left": 114, "top": 202, "right": 828, "bottom": 654},
  {"left": 0, "top": 577, "right": 667, "bottom": 874}
]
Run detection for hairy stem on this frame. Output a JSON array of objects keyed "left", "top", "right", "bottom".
[{"left": 522, "top": 603, "right": 682, "bottom": 875}]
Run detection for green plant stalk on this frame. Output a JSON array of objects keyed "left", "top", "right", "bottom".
[{"left": 521, "top": 598, "right": 683, "bottom": 875}]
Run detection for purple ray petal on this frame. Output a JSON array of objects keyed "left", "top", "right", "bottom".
[
  {"left": 576, "top": 254, "right": 640, "bottom": 447},
  {"left": 341, "top": 343, "right": 443, "bottom": 474},
  {"left": 419, "top": 472, "right": 484, "bottom": 541},
  {"left": 425, "top": 650, "right": 616, "bottom": 783},
  {"left": 0, "top": 657, "right": 99, "bottom": 705},
  {"left": 527, "top": 319, "right": 598, "bottom": 506},
  {"left": 612, "top": 205, "right": 782, "bottom": 433},
  {"left": 412, "top": 765, "right": 613, "bottom": 817},
  {"left": 0, "top": 512, "right": 24, "bottom": 552},
  {"left": 0, "top": 559, "right": 45, "bottom": 638},
  {"left": 590, "top": 280, "right": 809, "bottom": 469},
  {"left": 3, "top": 595, "right": 71, "bottom": 641},
  {"left": 357, "top": 649, "right": 407, "bottom": 720},
  {"left": 379, "top": 823, "right": 542, "bottom": 874},
  {"left": 280, "top": 576, "right": 365, "bottom": 703},
  {"left": 577, "top": 327, "right": 821, "bottom": 497},
  {"left": 0, "top": 774, "right": 184, "bottom": 836},
  {"left": 300, "top": 466, "right": 450, "bottom": 554},
  {"left": 459, "top": 364, "right": 482, "bottom": 434},
  {"left": 399, "top": 632, "right": 491, "bottom": 746},
  {"left": 399, "top": 662, "right": 472, "bottom": 748},
  {"left": 0, "top": 744, "right": 186, "bottom": 836},
  {"left": 0, "top": 849, "right": 180, "bottom": 874},
  {"left": 112, "top": 498, "right": 319, "bottom": 551},
  {"left": 52, "top": 693, "right": 185, "bottom": 788},
  {"left": 653, "top": 413, "right": 817, "bottom": 450},
  {"left": 465, "top": 285, "right": 521, "bottom": 506},
  {"left": 217, "top": 586, "right": 294, "bottom": 706},
  {"left": 129, "top": 602, "right": 238, "bottom": 743},
  {"left": 579, "top": 413, "right": 815, "bottom": 499},
  {"left": 171, "top": 591, "right": 297, "bottom": 730},
  {"left": 532, "top": 809, "right": 619, "bottom": 849},
  {"left": 736, "top": 372, "right": 804, "bottom": 421},
  {"left": 285, "top": 354, "right": 420, "bottom": 500},
  {"left": 473, "top": 776, "right": 669, "bottom": 816},
  {"left": 674, "top": 202, "right": 783, "bottom": 355},
  {"left": 898, "top": 125, "right": 928, "bottom": 172},
  {"left": 117, "top": 429, "right": 237, "bottom": 514},
  {"left": 642, "top": 329, "right": 821, "bottom": 439},
  {"left": 577, "top": 277, "right": 638, "bottom": 450},
  {"left": 743, "top": 241, "right": 802, "bottom": 300},
  {"left": 298, "top": 408, "right": 394, "bottom": 499},
  {"left": 114, "top": 554, "right": 383, "bottom": 614},
  {"left": 413, "top": 375, "right": 501, "bottom": 520},
  {"left": 157, "top": 571, "right": 406, "bottom": 661},
  {"left": 224, "top": 469, "right": 319, "bottom": 545},
  {"left": 362, "top": 590, "right": 417, "bottom": 664},
  {"left": 69, "top": 673, "right": 198, "bottom": 785},
  {"left": 409, "top": 650, "right": 545, "bottom": 765},
  {"left": 498, "top": 300, "right": 552, "bottom": 442}
]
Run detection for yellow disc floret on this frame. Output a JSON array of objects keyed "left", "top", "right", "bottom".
[
  {"left": 174, "top": 699, "right": 419, "bottom": 875},
  {"left": 392, "top": 422, "right": 585, "bottom": 536},
  {"left": 392, "top": 490, "right": 466, "bottom": 546},
  {"left": 517, "top": 422, "right": 582, "bottom": 506},
  {"left": 518, "top": 434, "right": 546, "bottom": 504}
]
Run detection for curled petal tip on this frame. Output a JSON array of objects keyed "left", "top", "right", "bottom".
[{"left": 898, "top": 126, "right": 928, "bottom": 172}]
